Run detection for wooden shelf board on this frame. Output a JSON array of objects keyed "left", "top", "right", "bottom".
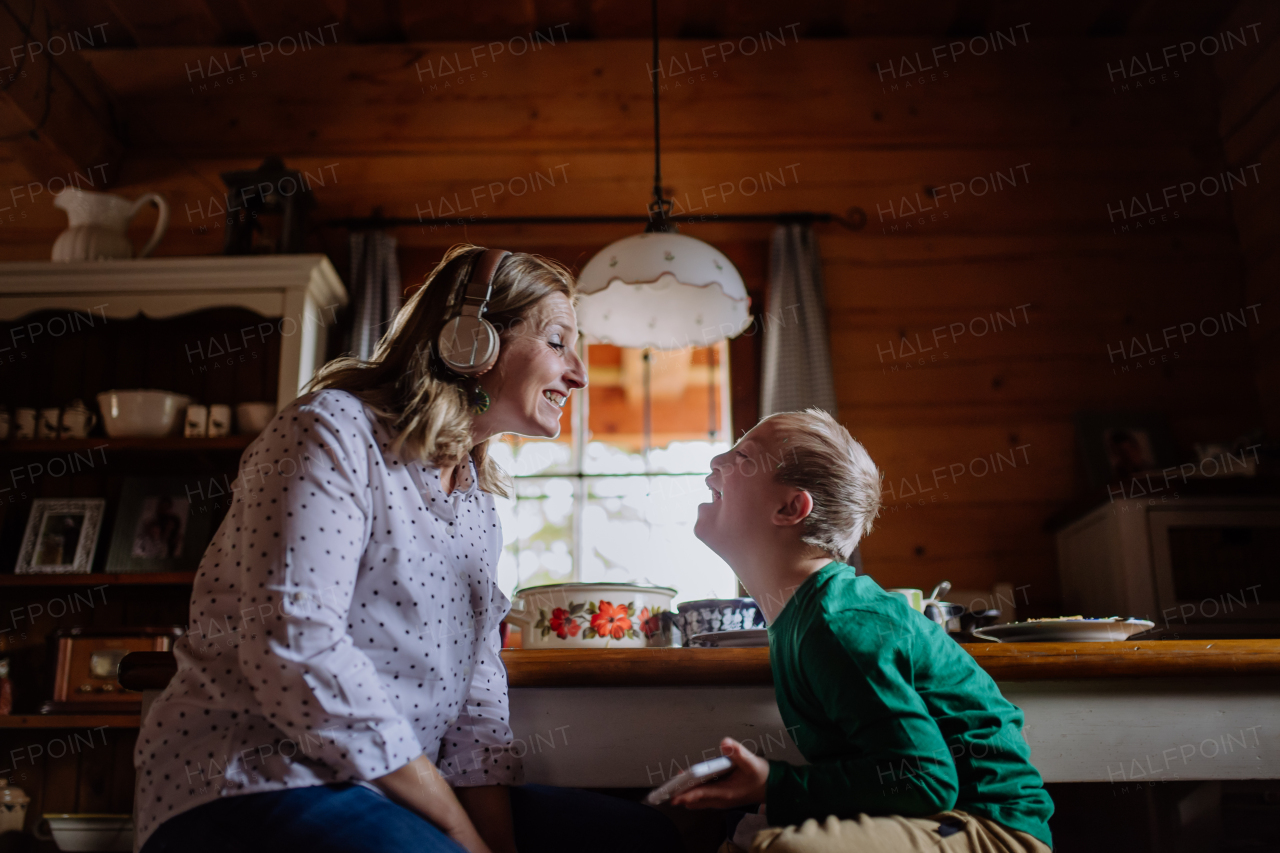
[
  {"left": 0, "top": 714, "right": 140, "bottom": 728},
  {"left": 0, "top": 435, "right": 253, "bottom": 452},
  {"left": 0, "top": 572, "right": 195, "bottom": 586}
]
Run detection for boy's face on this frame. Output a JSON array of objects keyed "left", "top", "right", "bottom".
[{"left": 695, "top": 420, "right": 799, "bottom": 560}]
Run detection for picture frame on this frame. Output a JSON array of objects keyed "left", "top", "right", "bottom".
[
  {"left": 41, "top": 626, "right": 182, "bottom": 715},
  {"left": 1074, "top": 411, "right": 1178, "bottom": 490},
  {"left": 15, "top": 498, "right": 105, "bottom": 574},
  {"left": 105, "top": 477, "right": 214, "bottom": 574}
]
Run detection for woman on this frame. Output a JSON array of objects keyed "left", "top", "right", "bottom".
[{"left": 135, "top": 245, "right": 681, "bottom": 853}]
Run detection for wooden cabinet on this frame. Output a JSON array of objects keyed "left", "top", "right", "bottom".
[
  {"left": 0, "top": 255, "right": 347, "bottom": 835},
  {"left": 0, "top": 255, "right": 347, "bottom": 411}
]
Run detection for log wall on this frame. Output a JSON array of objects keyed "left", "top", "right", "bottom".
[{"left": 0, "top": 33, "right": 1271, "bottom": 612}]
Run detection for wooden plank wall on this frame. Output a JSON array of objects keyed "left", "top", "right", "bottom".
[
  {"left": 1217, "top": 1, "right": 1280, "bottom": 437},
  {"left": 0, "top": 33, "right": 1270, "bottom": 613}
]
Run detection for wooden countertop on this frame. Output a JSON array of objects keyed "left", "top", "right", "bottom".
[
  {"left": 115, "top": 641, "right": 1280, "bottom": 694},
  {"left": 502, "top": 640, "right": 1280, "bottom": 687}
]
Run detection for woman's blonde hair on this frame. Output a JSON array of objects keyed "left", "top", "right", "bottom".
[{"left": 310, "top": 243, "right": 576, "bottom": 497}]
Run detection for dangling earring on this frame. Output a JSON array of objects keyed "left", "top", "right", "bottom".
[{"left": 469, "top": 384, "right": 491, "bottom": 415}]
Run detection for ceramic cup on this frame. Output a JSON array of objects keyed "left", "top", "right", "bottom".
[
  {"left": 0, "top": 777, "right": 30, "bottom": 834},
  {"left": 59, "top": 400, "right": 97, "bottom": 439},
  {"left": 235, "top": 402, "right": 276, "bottom": 434},
  {"left": 184, "top": 404, "right": 208, "bottom": 438},
  {"left": 208, "top": 404, "right": 232, "bottom": 437},
  {"left": 0, "top": 409, "right": 9, "bottom": 441},
  {"left": 888, "top": 588, "right": 924, "bottom": 613},
  {"left": 13, "top": 408, "right": 36, "bottom": 440},
  {"left": 37, "top": 407, "right": 60, "bottom": 439}
]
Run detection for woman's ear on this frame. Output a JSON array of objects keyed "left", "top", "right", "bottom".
[{"left": 773, "top": 489, "right": 814, "bottom": 528}]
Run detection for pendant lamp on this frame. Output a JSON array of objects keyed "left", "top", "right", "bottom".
[{"left": 576, "top": 0, "right": 751, "bottom": 350}]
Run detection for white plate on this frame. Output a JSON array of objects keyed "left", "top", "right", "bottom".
[
  {"left": 971, "top": 618, "right": 1155, "bottom": 643},
  {"left": 688, "top": 629, "right": 769, "bottom": 648}
]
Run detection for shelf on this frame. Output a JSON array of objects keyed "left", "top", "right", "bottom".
[
  {"left": 0, "top": 435, "right": 254, "bottom": 453},
  {"left": 0, "top": 572, "right": 196, "bottom": 586},
  {"left": 0, "top": 714, "right": 140, "bottom": 728}
]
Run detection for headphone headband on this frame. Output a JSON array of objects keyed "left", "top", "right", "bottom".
[{"left": 466, "top": 249, "right": 510, "bottom": 306}]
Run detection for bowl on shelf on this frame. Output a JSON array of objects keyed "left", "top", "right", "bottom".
[
  {"left": 506, "top": 582, "right": 677, "bottom": 649},
  {"left": 35, "top": 814, "right": 133, "bottom": 852},
  {"left": 96, "top": 390, "right": 191, "bottom": 438}
]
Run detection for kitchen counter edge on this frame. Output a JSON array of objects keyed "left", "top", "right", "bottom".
[{"left": 501, "top": 640, "right": 1280, "bottom": 687}]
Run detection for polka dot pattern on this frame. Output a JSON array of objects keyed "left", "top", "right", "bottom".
[{"left": 132, "top": 389, "right": 521, "bottom": 851}]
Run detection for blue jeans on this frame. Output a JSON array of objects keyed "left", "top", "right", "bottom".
[{"left": 140, "top": 782, "right": 682, "bottom": 853}]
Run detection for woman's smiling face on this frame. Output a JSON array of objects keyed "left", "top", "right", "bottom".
[{"left": 473, "top": 292, "right": 587, "bottom": 439}]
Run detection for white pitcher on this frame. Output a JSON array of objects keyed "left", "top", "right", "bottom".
[{"left": 51, "top": 187, "right": 169, "bottom": 261}]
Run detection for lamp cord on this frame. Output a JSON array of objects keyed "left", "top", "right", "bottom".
[{"left": 651, "top": 0, "right": 661, "bottom": 206}]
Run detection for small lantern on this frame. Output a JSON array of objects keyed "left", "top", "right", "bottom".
[{"left": 220, "top": 156, "right": 313, "bottom": 255}]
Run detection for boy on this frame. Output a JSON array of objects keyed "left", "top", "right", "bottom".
[{"left": 673, "top": 409, "right": 1053, "bottom": 853}]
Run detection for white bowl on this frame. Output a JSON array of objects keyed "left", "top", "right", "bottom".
[
  {"left": 96, "top": 390, "right": 192, "bottom": 438},
  {"left": 37, "top": 814, "right": 133, "bottom": 852},
  {"left": 507, "top": 582, "right": 677, "bottom": 649},
  {"left": 235, "top": 401, "right": 276, "bottom": 434}
]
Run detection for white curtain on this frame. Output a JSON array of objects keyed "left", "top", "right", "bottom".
[
  {"left": 760, "top": 223, "right": 837, "bottom": 417},
  {"left": 347, "top": 230, "right": 403, "bottom": 360}
]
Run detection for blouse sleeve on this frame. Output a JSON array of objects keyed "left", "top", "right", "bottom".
[
  {"left": 436, "top": 613, "right": 524, "bottom": 787},
  {"left": 231, "top": 403, "right": 424, "bottom": 781}
]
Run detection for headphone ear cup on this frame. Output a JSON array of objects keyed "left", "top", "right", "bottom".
[{"left": 438, "top": 315, "right": 501, "bottom": 376}]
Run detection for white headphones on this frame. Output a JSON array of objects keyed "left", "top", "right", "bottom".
[{"left": 437, "top": 248, "right": 511, "bottom": 376}]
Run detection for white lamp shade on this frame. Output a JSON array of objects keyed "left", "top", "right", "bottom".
[{"left": 576, "top": 232, "right": 751, "bottom": 350}]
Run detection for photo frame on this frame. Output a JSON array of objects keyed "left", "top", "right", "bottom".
[
  {"left": 1074, "top": 411, "right": 1178, "bottom": 490},
  {"left": 105, "top": 477, "right": 214, "bottom": 574},
  {"left": 15, "top": 498, "right": 106, "bottom": 574},
  {"left": 42, "top": 626, "right": 183, "bottom": 715}
]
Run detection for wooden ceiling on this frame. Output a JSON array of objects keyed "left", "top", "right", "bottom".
[
  {"left": 36, "top": 0, "right": 1247, "bottom": 46},
  {"left": 0, "top": 0, "right": 1263, "bottom": 260}
]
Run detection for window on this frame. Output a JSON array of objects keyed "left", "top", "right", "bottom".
[{"left": 490, "top": 340, "right": 736, "bottom": 604}]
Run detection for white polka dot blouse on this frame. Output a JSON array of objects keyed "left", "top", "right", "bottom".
[{"left": 133, "top": 390, "right": 521, "bottom": 849}]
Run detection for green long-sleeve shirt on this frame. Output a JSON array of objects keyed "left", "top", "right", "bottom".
[{"left": 765, "top": 562, "right": 1053, "bottom": 848}]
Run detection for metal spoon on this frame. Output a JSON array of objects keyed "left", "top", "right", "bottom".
[{"left": 928, "top": 581, "right": 952, "bottom": 602}]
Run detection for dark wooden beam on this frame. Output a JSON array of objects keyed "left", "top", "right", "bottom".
[
  {"left": 104, "top": 0, "right": 221, "bottom": 45},
  {"left": 0, "top": 0, "right": 122, "bottom": 181},
  {"left": 232, "top": 0, "right": 345, "bottom": 44}
]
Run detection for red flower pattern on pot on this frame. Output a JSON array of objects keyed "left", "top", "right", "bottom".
[
  {"left": 590, "top": 601, "right": 633, "bottom": 640},
  {"left": 639, "top": 607, "right": 662, "bottom": 638},
  {"left": 548, "top": 607, "right": 580, "bottom": 639},
  {"left": 534, "top": 599, "right": 665, "bottom": 643}
]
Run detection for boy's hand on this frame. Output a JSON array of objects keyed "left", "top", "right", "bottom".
[{"left": 670, "top": 737, "right": 769, "bottom": 810}]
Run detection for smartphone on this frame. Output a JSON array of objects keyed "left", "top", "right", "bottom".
[{"left": 644, "top": 756, "right": 734, "bottom": 806}]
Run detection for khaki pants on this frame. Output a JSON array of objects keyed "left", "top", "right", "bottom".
[{"left": 727, "top": 810, "right": 1051, "bottom": 853}]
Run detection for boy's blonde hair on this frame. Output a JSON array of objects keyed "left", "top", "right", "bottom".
[{"left": 765, "top": 408, "right": 882, "bottom": 562}]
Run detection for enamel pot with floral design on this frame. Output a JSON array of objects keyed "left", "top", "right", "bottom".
[{"left": 506, "top": 582, "right": 677, "bottom": 649}]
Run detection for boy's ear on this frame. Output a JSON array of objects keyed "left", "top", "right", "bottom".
[{"left": 773, "top": 488, "right": 814, "bottom": 528}]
